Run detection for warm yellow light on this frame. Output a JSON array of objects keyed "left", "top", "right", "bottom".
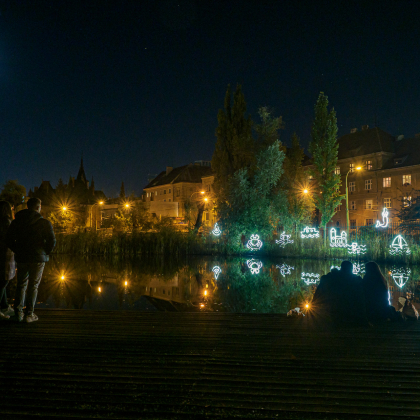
[
  {"left": 305, "top": 304, "right": 310, "bottom": 309},
  {"left": 99, "top": 201, "right": 104, "bottom": 205},
  {"left": 200, "top": 303, "right": 205, "bottom": 308},
  {"left": 125, "top": 203, "right": 129, "bottom": 208},
  {"left": 200, "top": 191, "right": 205, "bottom": 194},
  {"left": 61, "top": 275, "right": 65, "bottom": 280},
  {"left": 204, "top": 197, "right": 208, "bottom": 202},
  {"left": 204, "top": 290, "right": 208, "bottom": 296},
  {"left": 356, "top": 166, "right": 362, "bottom": 171},
  {"left": 124, "top": 281, "right": 128, "bottom": 286},
  {"left": 303, "top": 189, "right": 308, "bottom": 194},
  {"left": 98, "top": 287, "right": 101, "bottom": 292},
  {"left": 62, "top": 207, "right": 67, "bottom": 211}
]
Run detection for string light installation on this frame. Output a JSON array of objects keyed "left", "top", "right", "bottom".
[
  {"left": 276, "top": 263, "right": 294, "bottom": 277},
  {"left": 246, "top": 259, "right": 263, "bottom": 274},
  {"left": 391, "top": 267, "right": 411, "bottom": 288},
  {"left": 212, "top": 223, "right": 221, "bottom": 236},
  {"left": 300, "top": 226, "right": 320, "bottom": 239},
  {"left": 246, "top": 234, "right": 263, "bottom": 251},
  {"left": 330, "top": 228, "right": 347, "bottom": 248},
  {"left": 331, "top": 264, "right": 365, "bottom": 275},
  {"left": 347, "top": 242, "right": 367, "bottom": 255},
  {"left": 376, "top": 208, "right": 389, "bottom": 228},
  {"left": 275, "top": 231, "right": 294, "bottom": 248},
  {"left": 212, "top": 266, "right": 222, "bottom": 280},
  {"left": 389, "top": 235, "right": 411, "bottom": 256},
  {"left": 301, "top": 272, "right": 320, "bottom": 285}
]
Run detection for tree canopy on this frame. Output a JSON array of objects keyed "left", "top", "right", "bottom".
[{"left": 0, "top": 180, "right": 26, "bottom": 208}]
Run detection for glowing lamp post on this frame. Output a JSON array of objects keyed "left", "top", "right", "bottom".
[{"left": 346, "top": 166, "right": 362, "bottom": 233}]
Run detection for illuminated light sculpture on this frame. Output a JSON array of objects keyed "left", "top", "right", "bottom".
[
  {"left": 212, "top": 266, "right": 222, "bottom": 280},
  {"left": 352, "top": 262, "right": 365, "bottom": 275},
  {"left": 300, "top": 226, "right": 320, "bottom": 239},
  {"left": 391, "top": 267, "right": 411, "bottom": 288},
  {"left": 246, "top": 234, "right": 263, "bottom": 251},
  {"left": 301, "top": 272, "right": 320, "bottom": 285},
  {"left": 376, "top": 208, "right": 389, "bottom": 228},
  {"left": 246, "top": 259, "right": 263, "bottom": 274},
  {"left": 275, "top": 231, "right": 294, "bottom": 248},
  {"left": 389, "top": 235, "right": 411, "bottom": 256},
  {"left": 212, "top": 223, "right": 222, "bottom": 236},
  {"left": 330, "top": 265, "right": 340, "bottom": 271},
  {"left": 347, "top": 242, "right": 367, "bottom": 255},
  {"left": 330, "top": 228, "right": 347, "bottom": 248},
  {"left": 276, "top": 263, "right": 294, "bottom": 277}
]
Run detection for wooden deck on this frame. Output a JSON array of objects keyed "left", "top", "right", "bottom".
[{"left": 1, "top": 310, "right": 420, "bottom": 419}]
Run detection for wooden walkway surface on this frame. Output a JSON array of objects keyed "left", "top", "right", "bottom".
[{"left": 1, "top": 310, "right": 420, "bottom": 419}]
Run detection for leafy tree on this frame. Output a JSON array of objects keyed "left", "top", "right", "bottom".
[
  {"left": 254, "top": 106, "right": 284, "bottom": 150},
  {"left": 211, "top": 84, "right": 254, "bottom": 202},
  {"left": 396, "top": 190, "right": 420, "bottom": 234},
  {"left": 309, "top": 93, "right": 343, "bottom": 243},
  {"left": 119, "top": 181, "right": 126, "bottom": 200},
  {"left": 218, "top": 140, "right": 287, "bottom": 242},
  {"left": 282, "top": 133, "right": 315, "bottom": 231},
  {"left": 0, "top": 180, "right": 26, "bottom": 208}
]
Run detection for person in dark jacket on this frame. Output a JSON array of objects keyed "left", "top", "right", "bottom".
[
  {"left": 363, "top": 261, "right": 398, "bottom": 322},
  {"left": 6, "top": 197, "right": 56, "bottom": 323},
  {"left": 0, "top": 201, "right": 16, "bottom": 320}
]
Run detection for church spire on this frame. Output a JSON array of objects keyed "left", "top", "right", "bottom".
[{"left": 76, "top": 156, "right": 87, "bottom": 184}]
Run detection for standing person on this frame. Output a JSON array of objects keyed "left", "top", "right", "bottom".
[
  {"left": 6, "top": 197, "right": 56, "bottom": 323},
  {"left": 0, "top": 201, "right": 16, "bottom": 320},
  {"left": 363, "top": 261, "right": 397, "bottom": 322}
]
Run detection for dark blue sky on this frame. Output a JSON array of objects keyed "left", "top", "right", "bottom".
[{"left": 0, "top": 0, "right": 419, "bottom": 197}]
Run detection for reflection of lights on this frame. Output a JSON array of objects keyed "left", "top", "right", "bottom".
[
  {"left": 389, "top": 235, "right": 411, "bottom": 255},
  {"left": 276, "top": 231, "right": 294, "bottom": 248},
  {"left": 246, "top": 259, "right": 263, "bottom": 274},
  {"left": 352, "top": 263, "right": 365, "bottom": 275},
  {"left": 391, "top": 267, "right": 411, "bottom": 288},
  {"left": 376, "top": 208, "right": 389, "bottom": 228},
  {"left": 300, "top": 226, "right": 320, "bottom": 239},
  {"left": 204, "top": 290, "right": 208, "bottom": 296},
  {"left": 276, "top": 263, "right": 294, "bottom": 277},
  {"left": 301, "top": 272, "right": 320, "bottom": 285},
  {"left": 246, "top": 234, "right": 263, "bottom": 251},
  {"left": 212, "top": 223, "right": 221, "bottom": 236},
  {"left": 347, "top": 242, "right": 367, "bottom": 255},
  {"left": 212, "top": 265, "right": 222, "bottom": 280},
  {"left": 330, "top": 228, "right": 347, "bottom": 248}
]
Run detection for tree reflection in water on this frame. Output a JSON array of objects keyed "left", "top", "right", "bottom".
[{"left": 5, "top": 255, "right": 419, "bottom": 313}]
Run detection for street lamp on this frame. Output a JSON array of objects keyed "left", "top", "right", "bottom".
[{"left": 346, "top": 166, "right": 362, "bottom": 232}]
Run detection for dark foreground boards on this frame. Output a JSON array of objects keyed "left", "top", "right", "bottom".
[{"left": 1, "top": 311, "right": 420, "bottom": 420}]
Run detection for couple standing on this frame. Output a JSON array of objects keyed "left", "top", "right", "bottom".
[{"left": 0, "top": 197, "right": 55, "bottom": 322}]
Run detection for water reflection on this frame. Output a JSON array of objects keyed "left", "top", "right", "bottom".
[{"left": 6, "top": 255, "right": 419, "bottom": 313}]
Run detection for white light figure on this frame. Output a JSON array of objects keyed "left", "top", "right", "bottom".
[
  {"left": 330, "top": 265, "right": 340, "bottom": 271},
  {"left": 212, "top": 223, "right": 221, "bottom": 236},
  {"left": 276, "top": 263, "right": 294, "bottom": 277},
  {"left": 301, "top": 272, "right": 320, "bottom": 285},
  {"left": 329, "top": 228, "right": 347, "bottom": 248},
  {"left": 347, "top": 242, "right": 367, "bottom": 255},
  {"left": 300, "top": 226, "right": 320, "bottom": 239},
  {"left": 391, "top": 267, "right": 411, "bottom": 288},
  {"left": 376, "top": 208, "right": 389, "bottom": 228},
  {"left": 275, "top": 231, "right": 294, "bottom": 248},
  {"left": 352, "top": 262, "right": 365, "bottom": 275},
  {"left": 247, "top": 259, "right": 263, "bottom": 274},
  {"left": 212, "top": 266, "right": 222, "bottom": 280},
  {"left": 389, "top": 235, "right": 411, "bottom": 256},
  {"left": 246, "top": 234, "right": 263, "bottom": 251}
]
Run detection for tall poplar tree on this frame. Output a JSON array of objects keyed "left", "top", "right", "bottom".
[
  {"left": 211, "top": 84, "right": 253, "bottom": 202},
  {"left": 309, "top": 92, "right": 343, "bottom": 243}
]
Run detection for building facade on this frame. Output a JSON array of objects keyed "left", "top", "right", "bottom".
[{"left": 325, "top": 126, "right": 420, "bottom": 228}]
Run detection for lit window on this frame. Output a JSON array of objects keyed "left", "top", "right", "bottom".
[
  {"left": 366, "top": 199, "right": 373, "bottom": 209},
  {"left": 366, "top": 219, "right": 374, "bottom": 226},
  {"left": 349, "top": 163, "right": 355, "bottom": 173},
  {"left": 350, "top": 201, "right": 356, "bottom": 210},
  {"left": 334, "top": 166, "right": 341, "bottom": 175},
  {"left": 365, "top": 179, "right": 372, "bottom": 190},
  {"left": 383, "top": 177, "right": 391, "bottom": 188},
  {"left": 403, "top": 175, "right": 411, "bottom": 185},
  {"left": 384, "top": 198, "right": 391, "bottom": 208},
  {"left": 404, "top": 196, "right": 412, "bottom": 207},
  {"left": 365, "top": 160, "right": 372, "bottom": 170},
  {"left": 349, "top": 182, "right": 355, "bottom": 192}
]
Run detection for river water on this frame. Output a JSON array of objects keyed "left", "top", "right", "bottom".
[{"left": 9, "top": 255, "right": 419, "bottom": 313}]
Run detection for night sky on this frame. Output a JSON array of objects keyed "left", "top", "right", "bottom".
[{"left": 1, "top": 0, "right": 419, "bottom": 197}]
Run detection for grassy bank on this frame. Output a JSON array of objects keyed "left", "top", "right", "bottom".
[{"left": 53, "top": 229, "right": 417, "bottom": 264}]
